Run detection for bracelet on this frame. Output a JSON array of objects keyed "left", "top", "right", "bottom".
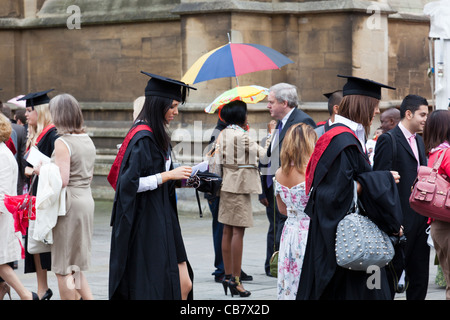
[{"left": 156, "top": 173, "right": 163, "bottom": 185}]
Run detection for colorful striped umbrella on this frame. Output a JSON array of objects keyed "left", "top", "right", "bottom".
[
  {"left": 181, "top": 43, "right": 294, "bottom": 85},
  {"left": 205, "top": 85, "right": 268, "bottom": 114}
]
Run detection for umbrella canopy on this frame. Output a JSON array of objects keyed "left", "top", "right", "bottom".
[
  {"left": 182, "top": 43, "right": 294, "bottom": 85},
  {"left": 205, "top": 85, "right": 268, "bottom": 114},
  {"left": 7, "top": 95, "right": 26, "bottom": 108}
]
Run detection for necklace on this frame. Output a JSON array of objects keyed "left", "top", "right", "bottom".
[{"left": 226, "top": 124, "right": 247, "bottom": 132}]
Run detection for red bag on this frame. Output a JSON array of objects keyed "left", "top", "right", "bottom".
[
  {"left": 3, "top": 175, "right": 37, "bottom": 235},
  {"left": 409, "top": 149, "right": 450, "bottom": 222},
  {"left": 3, "top": 193, "right": 36, "bottom": 235}
]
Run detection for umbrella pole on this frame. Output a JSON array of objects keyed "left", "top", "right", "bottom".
[
  {"left": 235, "top": 76, "right": 239, "bottom": 86},
  {"left": 428, "top": 37, "right": 435, "bottom": 110}
]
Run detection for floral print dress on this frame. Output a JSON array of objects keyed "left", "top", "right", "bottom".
[{"left": 275, "top": 180, "right": 310, "bottom": 300}]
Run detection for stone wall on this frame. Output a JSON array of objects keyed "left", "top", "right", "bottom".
[
  {"left": 0, "top": 0, "right": 435, "bottom": 110},
  {"left": 388, "top": 18, "right": 432, "bottom": 100}
]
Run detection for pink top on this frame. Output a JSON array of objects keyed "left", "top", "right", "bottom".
[
  {"left": 428, "top": 146, "right": 450, "bottom": 176},
  {"left": 426, "top": 144, "right": 450, "bottom": 224}
]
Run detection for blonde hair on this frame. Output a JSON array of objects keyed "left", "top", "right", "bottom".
[
  {"left": 26, "top": 103, "right": 53, "bottom": 149},
  {"left": 49, "top": 94, "right": 85, "bottom": 135},
  {"left": 280, "top": 123, "right": 317, "bottom": 175},
  {"left": 0, "top": 113, "right": 12, "bottom": 143}
]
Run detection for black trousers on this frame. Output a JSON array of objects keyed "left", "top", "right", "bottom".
[{"left": 387, "top": 222, "right": 430, "bottom": 300}]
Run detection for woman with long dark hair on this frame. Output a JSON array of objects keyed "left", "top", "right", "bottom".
[
  {"left": 423, "top": 109, "right": 450, "bottom": 300},
  {"left": 108, "top": 72, "right": 195, "bottom": 300}
]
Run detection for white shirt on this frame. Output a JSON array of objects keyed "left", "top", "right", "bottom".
[
  {"left": 281, "top": 107, "right": 295, "bottom": 129},
  {"left": 131, "top": 119, "right": 171, "bottom": 193},
  {"left": 333, "top": 114, "right": 367, "bottom": 152},
  {"left": 137, "top": 156, "right": 171, "bottom": 192},
  {"left": 271, "top": 108, "right": 295, "bottom": 152}
]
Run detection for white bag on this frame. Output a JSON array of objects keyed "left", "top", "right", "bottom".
[{"left": 27, "top": 220, "right": 51, "bottom": 254}]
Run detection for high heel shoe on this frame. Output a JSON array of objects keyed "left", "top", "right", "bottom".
[
  {"left": 229, "top": 276, "right": 251, "bottom": 298},
  {"left": 0, "top": 282, "right": 11, "bottom": 300},
  {"left": 32, "top": 292, "right": 39, "bottom": 300},
  {"left": 222, "top": 274, "right": 231, "bottom": 295},
  {"left": 41, "top": 288, "right": 53, "bottom": 300}
]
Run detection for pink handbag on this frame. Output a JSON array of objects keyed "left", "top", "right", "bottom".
[{"left": 409, "top": 149, "right": 450, "bottom": 222}]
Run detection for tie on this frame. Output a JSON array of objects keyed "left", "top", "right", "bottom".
[
  {"left": 266, "top": 121, "right": 283, "bottom": 188},
  {"left": 408, "top": 134, "right": 420, "bottom": 170}
]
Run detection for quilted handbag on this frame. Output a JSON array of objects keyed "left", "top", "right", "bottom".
[
  {"left": 409, "top": 149, "right": 450, "bottom": 223},
  {"left": 335, "top": 182, "right": 395, "bottom": 271}
]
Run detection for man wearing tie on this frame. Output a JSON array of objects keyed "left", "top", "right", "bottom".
[
  {"left": 373, "top": 94, "right": 430, "bottom": 299},
  {"left": 259, "top": 83, "right": 316, "bottom": 276}
]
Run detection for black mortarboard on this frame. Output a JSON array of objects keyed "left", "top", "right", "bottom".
[
  {"left": 141, "top": 71, "right": 196, "bottom": 103},
  {"left": 338, "top": 75, "right": 395, "bottom": 100},
  {"left": 323, "top": 90, "right": 342, "bottom": 99},
  {"left": 18, "top": 89, "right": 54, "bottom": 108}
]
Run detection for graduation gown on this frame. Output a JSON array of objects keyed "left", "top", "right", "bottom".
[
  {"left": 24, "top": 124, "right": 58, "bottom": 273},
  {"left": 296, "top": 124, "right": 402, "bottom": 300},
  {"left": 108, "top": 123, "right": 193, "bottom": 300}
]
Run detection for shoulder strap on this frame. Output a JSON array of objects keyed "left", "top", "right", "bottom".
[
  {"left": 386, "top": 131, "right": 397, "bottom": 169},
  {"left": 432, "top": 148, "right": 448, "bottom": 171},
  {"left": 195, "top": 189, "right": 203, "bottom": 218}
]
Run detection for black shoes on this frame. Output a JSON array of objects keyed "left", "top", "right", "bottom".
[
  {"left": 223, "top": 275, "right": 251, "bottom": 297},
  {"left": 216, "top": 270, "right": 253, "bottom": 283},
  {"left": 240, "top": 270, "right": 253, "bottom": 282},
  {"left": 222, "top": 274, "right": 231, "bottom": 295},
  {"left": 228, "top": 276, "right": 251, "bottom": 298},
  {"left": 41, "top": 288, "right": 53, "bottom": 300}
]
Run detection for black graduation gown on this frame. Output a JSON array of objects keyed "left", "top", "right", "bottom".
[
  {"left": 24, "top": 126, "right": 58, "bottom": 273},
  {"left": 296, "top": 124, "right": 402, "bottom": 300},
  {"left": 108, "top": 125, "right": 193, "bottom": 300}
]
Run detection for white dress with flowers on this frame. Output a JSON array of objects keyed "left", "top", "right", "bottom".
[{"left": 275, "top": 180, "right": 310, "bottom": 300}]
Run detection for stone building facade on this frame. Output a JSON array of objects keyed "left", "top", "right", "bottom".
[{"left": 1, "top": 0, "right": 434, "bottom": 107}]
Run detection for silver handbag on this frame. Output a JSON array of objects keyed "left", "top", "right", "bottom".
[{"left": 335, "top": 182, "right": 395, "bottom": 271}]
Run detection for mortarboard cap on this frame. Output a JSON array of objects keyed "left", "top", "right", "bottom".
[
  {"left": 338, "top": 75, "right": 395, "bottom": 100},
  {"left": 18, "top": 89, "right": 54, "bottom": 108},
  {"left": 141, "top": 71, "right": 196, "bottom": 104},
  {"left": 323, "top": 90, "right": 342, "bottom": 99}
]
